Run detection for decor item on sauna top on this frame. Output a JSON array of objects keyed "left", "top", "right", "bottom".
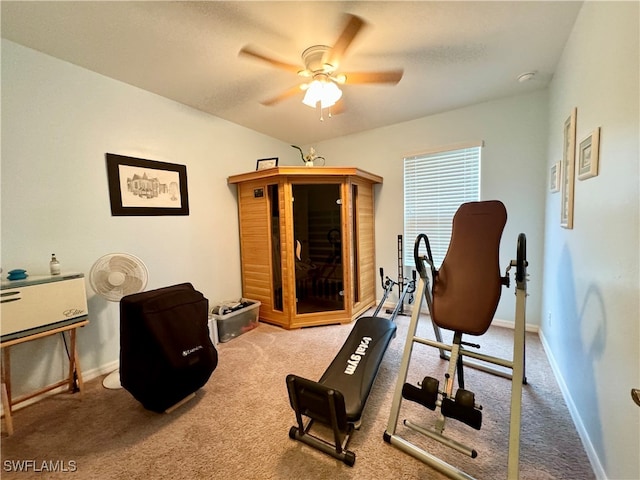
[{"left": 291, "top": 145, "right": 325, "bottom": 167}]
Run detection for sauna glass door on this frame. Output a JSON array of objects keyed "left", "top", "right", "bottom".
[{"left": 292, "top": 184, "right": 344, "bottom": 314}]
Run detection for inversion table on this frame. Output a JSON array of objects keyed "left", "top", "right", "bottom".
[{"left": 384, "top": 200, "right": 528, "bottom": 479}]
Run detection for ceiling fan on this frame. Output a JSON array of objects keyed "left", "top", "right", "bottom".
[{"left": 239, "top": 14, "right": 403, "bottom": 116}]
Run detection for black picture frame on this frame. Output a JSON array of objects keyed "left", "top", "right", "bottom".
[
  {"left": 105, "top": 153, "right": 189, "bottom": 216},
  {"left": 256, "top": 157, "right": 278, "bottom": 171}
]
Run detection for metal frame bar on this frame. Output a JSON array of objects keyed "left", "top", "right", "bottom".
[{"left": 286, "top": 375, "right": 355, "bottom": 464}]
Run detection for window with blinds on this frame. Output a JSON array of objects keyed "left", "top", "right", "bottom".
[{"left": 404, "top": 143, "right": 481, "bottom": 268}]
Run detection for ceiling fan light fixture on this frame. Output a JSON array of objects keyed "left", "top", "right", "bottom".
[
  {"left": 302, "top": 79, "right": 342, "bottom": 109},
  {"left": 334, "top": 73, "right": 347, "bottom": 84}
]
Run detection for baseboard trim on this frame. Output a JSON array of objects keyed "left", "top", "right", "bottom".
[
  {"left": 2, "top": 360, "right": 118, "bottom": 414},
  {"left": 538, "top": 329, "right": 606, "bottom": 480}
]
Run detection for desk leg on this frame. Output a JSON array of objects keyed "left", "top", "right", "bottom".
[
  {"left": 1, "top": 348, "right": 13, "bottom": 435},
  {"left": 68, "top": 329, "right": 84, "bottom": 395},
  {"left": 1, "top": 382, "right": 13, "bottom": 435},
  {"left": 2, "top": 348, "right": 11, "bottom": 404}
]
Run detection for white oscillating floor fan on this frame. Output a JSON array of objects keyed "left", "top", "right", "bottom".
[{"left": 89, "top": 253, "right": 148, "bottom": 389}]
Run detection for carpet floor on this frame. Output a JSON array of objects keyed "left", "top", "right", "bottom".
[{"left": 1, "top": 313, "right": 595, "bottom": 479}]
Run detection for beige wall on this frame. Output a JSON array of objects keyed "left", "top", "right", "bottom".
[
  {"left": 313, "top": 90, "right": 549, "bottom": 325},
  {"left": 1, "top": 39, "right": 293, "bottom": 396},
  {"left": 542, "top": 2, "right": 639, "bottom": 479}
]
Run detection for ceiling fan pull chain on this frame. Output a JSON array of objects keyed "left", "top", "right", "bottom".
[{"left": 318, "top": 104, "right": 336, "bottom": 121}]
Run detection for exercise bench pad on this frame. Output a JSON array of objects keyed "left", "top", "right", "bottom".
[{"left": 318, "top": 316, "right": 397, "bottom": 423}]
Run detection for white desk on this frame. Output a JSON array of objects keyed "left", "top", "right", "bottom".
[
  {"left": 1, "top": 273, "right": 88, "bottom": 435},
  {"left": 1, "top": 317, "right": 89, "bottom": 435}
]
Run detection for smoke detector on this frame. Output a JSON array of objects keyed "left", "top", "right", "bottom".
[{"left": 517, "top": 71, "right": 537, "bottom": 83}]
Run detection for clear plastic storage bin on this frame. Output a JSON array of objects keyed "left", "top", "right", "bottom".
[{"left": 210, "top": 298, "right": 260, "bottom": 343}]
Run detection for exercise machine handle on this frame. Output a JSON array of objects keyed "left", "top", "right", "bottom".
[
  {"left": 414, "top": 234, "right": 437, "bottom": 280},
  {"left": 516, "top": 233, "right": 527, "bottom": 286}
]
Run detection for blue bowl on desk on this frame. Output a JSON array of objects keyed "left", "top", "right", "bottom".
[{"left": 7, "top": 269, "right": 28, "bottom": 281}]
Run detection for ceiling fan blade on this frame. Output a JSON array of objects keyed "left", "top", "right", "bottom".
[
  {"left": 325, "top": 14, "right": 366, "bottom": 68},
  {"left": 329, "top": 99, "right": 346, "bottom": 116},
  {"left": 239, "top": 46, "right": 301, "bottom": 74},
  {"left": 261, "top": 84, "right": 304, "bottom": 106},
  {"left": 342, "top": 70, "right": 404, "bottom": 85}
]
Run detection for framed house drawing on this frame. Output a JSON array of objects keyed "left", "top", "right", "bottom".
[{"left": 106, "top": 153, "right": 189, "bottom": 216}]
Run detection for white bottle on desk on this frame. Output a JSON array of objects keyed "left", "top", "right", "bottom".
[{"left": 50, "top": 254, "right": 61, "bottom": 275}]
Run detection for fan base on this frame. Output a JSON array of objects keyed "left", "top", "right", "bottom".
[
  {"left": 102, "top": 369, "right": 122, "bottom": 390},
  {"left": 302, "top": 45, "right": 333, "bottom": 73}
]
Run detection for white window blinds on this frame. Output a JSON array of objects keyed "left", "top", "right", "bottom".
[{"left": 404, "top": 144, "right": 481, "bottom": 268}]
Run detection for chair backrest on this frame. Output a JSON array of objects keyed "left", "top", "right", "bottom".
[{"left": 432, "top": 201, "right": 507, "bottom": 336}]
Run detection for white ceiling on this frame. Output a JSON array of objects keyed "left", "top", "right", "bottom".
[{"left": 1, "top": 1, "right": 582, "bottom": 145}]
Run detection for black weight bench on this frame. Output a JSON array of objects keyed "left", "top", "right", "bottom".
[{"left": 286, "top": 315, "right": 397, "bottom": 466}]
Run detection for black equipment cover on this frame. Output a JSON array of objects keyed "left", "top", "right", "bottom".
[{"left": 120, "top": 283, "right": 218, "bottom": 412}]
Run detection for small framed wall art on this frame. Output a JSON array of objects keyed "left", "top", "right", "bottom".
[
  {"left": 106, "top": 153, "right": 189, "bottom": 216},
  {"left": 549, "top": 161, "right": 561, "bottom": 193},
  {"left": 256, "top": 157, "right": 278, "bottom": 171},
  {"left": 577, "top": 127, "right": 600, "bottom": 180}
]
